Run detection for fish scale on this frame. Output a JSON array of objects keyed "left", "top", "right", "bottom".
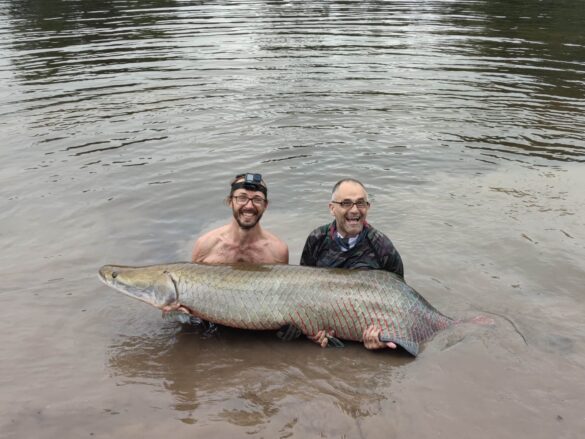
[{"left": 99, "top": 263, "right": 454, "bottom": 356}]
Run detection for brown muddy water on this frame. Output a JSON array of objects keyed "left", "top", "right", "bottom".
[{"left": 1, "top": 0, "right": 584, "bottom": 437}]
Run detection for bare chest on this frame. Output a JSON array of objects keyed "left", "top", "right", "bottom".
[{"left": 203, "top": 241, "right": 271, "bottom": 264}]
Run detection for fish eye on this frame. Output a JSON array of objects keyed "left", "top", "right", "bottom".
[{"left": 112, "top": 271, "right": 118, "bottom": 279}]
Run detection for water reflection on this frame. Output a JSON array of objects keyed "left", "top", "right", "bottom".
[
  {"left": 5, "top": 1, "right": 173, "bottom": 80},
  {"left": 444, "top": 0, "right": 585, "bottom": 163},
  {"left": 2, "top": 2, "right": 585, "bottom": 436},
  {"left": 1, "top": 0, "right": 584, "bottom": 170},
  {"left": 107, "top": 324, "right": 410, "bottom": 425}
]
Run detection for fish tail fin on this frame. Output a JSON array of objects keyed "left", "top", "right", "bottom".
[
  {"left": 380, "top": 335, "right": 419, "bottom": 356},
  {"left": 463, "top": 315, "right": 496, "bottom": 326}
]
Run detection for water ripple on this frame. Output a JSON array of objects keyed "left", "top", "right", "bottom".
[{"left": 0, "top": 0, "right": 583, "bottom": 179}]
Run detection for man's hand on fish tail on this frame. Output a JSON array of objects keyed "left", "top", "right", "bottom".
[{"left": 362, "top": 325, "right": 397, "bottom": 350}]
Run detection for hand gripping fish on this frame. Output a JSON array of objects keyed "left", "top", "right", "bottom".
[{"left": 98, "top": 263, "right": 456, "bottom": 356}]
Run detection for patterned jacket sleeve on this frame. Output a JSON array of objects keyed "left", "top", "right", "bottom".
[
  {"left": 300, "top": 234, "right": 317, "bottom": 266},
  {"left": 300, "top": 225, "right": 326, "bottom": 266},
  {"left": 370, "top": 228, "right": 405, "bottom": 278},
  {"left": 382, "top": 247, "right": 404, "bottom": 278}
]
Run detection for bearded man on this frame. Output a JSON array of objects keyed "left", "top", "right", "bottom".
[
  {"left": 191, "top": 173, "right": 288, "bottom": 264},
  {"left": 166, "top": 173, "right": 287, "bottom": 333}
]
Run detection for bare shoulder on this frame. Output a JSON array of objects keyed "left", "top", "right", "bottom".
[
  {"left": 192, "top": 225, "right": 229, "bottom": 262},
  {"left": 262, "top": 230, "right": 289, "bottom": 263}
]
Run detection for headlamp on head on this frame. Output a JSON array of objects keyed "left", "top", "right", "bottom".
[
  {"left": 244, "top": 173, "right": 262, "bottom": 186},
  {"left": 231, "top": 173, "right": 267, "bottom": 196}
]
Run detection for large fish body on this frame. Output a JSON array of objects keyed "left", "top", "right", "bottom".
[{"left": 98, "top": 263, "right": 453, "bottom": 356}]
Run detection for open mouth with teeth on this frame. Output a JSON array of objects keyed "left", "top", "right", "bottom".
[
  {"left": 240, "top": 209, "right": 258, "bottom": 219},
  {"left": 342, "top": 215, "right": 365, "bottom": 234},
  {"left": 235, "top": 207, "right": 262, "bottom": 230}
]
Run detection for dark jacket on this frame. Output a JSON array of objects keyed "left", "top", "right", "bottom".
[{"left": 300, "top": 221, "right": 404, "bottom": 278}]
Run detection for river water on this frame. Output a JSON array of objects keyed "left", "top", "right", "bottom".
[{"left": 1, "top": 0, "right": 584, "bottom": 437}]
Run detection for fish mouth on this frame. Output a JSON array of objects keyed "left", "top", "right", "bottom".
[
  {"left": 97, "top": 265, "right": 131, "bottom": 293},
  {"left": 97, "top": 265, "right": 179, "bottom": 308},
  {"left": 98, "top": 265, "right": 117, "bottom": 285}
]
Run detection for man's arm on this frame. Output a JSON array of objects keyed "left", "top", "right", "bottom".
[
  {"left": 300, "top": 233, "right": 320, "bottom": 266},
  {"left": 300, "top": 224, "right": 328, "bottom": 266},
  {"left": 268, "top": 235, "right": 289, "bottom": 264},
  {"left": 383, "top": 250, "right": 404, "bottom": 278},
  {"left": 371, "top": 230, "right": 404, "bottom": 278},
  {"left": 191, "top": 230, "right": 222, "bottom": 263},
  {"left": 191, "top": 236, "right": 208, "bottom": 263},
  {"left": 279, "top": 243, "right": 290, "bottom": 264}
]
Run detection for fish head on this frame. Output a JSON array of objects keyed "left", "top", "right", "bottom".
[{"left": 98, "top": 264, "right": 178, "bottom": 308}]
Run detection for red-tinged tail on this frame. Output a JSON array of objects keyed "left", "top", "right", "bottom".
[{"left": 465, "top": 315, "right": 496, "bottom": 326}]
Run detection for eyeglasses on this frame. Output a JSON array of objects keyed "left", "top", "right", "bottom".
[
  {"left": 331, "top": 199, "right": 370, "bottom": 209},
  {"left": 231, "top": 194, "right": 267, "bottom": 207}
]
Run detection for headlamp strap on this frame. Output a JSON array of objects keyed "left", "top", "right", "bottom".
[{"left": 231, "top": 173, "right": 267, "bottom": 196}]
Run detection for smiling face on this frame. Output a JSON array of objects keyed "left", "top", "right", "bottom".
[
  {"left": 329, "top": 181, "right": 370, "bottom": 237},
  {"left": 230, "top": 187, "right": 268, "bottom": 230}
]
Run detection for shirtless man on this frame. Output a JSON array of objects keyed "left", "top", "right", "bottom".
[
  {"left": 164, "top": 173, "right": 288, "bottom": 330},
  {"left": 191, "top": 173, "right": 288, "bottom": 264}
]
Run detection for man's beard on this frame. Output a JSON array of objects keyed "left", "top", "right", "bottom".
[{"left": 233, "top": 207, "right": 264, "bottom": 230}]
